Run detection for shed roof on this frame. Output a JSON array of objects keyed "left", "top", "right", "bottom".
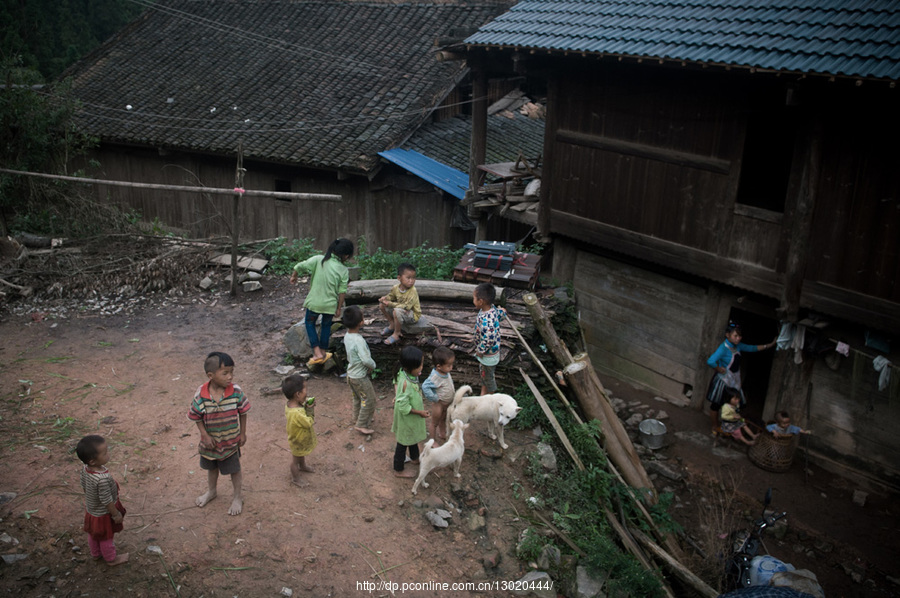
[
  {"left": 64, "top": 0, "right": 510, "bottom": 173},
  {"left": 403, "top": 111, "right": 546, "bottom": 173},
  {"left": 465, "top": 0, "right": 900, "bottom": 81}
]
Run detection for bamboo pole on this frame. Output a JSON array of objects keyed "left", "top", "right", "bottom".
[
  {"left": 0, "top": 167, "right": 342, "bottom": 201},
  {"left": 630, "top": 529, "right": 718, "bottom": 598},
  {"left": 519, "top": 367, "right": 675, "bottom": 598},
  {"left": 519, "top": 369, "right": 584, "bottom": 470}
]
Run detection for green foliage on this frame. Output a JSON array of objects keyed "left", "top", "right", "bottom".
[
  {"left": 257, "top": 237, "right": 317, "bottom": 276},
  {"left": 355, "top": 237, "right": 464, "bottom": 281},
  {"left": 0, "top": 57, "right": 137, "bottom": 237},
  {"left": 519, "top": 241, "right": 547, "bottom": 255},
  {"left": 0, "top": 1, "right": 145, "bottom": 80},
  {"left": 515, "top": 527, "right": 546, "bottom": 562}
]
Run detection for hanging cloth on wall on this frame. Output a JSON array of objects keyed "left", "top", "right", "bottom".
[
  {"left": 873, "top": 355, "right": 892, "bottom": 392},
  {"left": 777, "top": 322, "right": 795, "bottom": 350}
]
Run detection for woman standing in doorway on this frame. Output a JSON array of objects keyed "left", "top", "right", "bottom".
[{"left": 706, "top": 321, "right": 776, "bottom": 433}]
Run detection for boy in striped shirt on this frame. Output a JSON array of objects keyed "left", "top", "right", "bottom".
[{"left": 189, "top": 351, "right": 251, "bottom": 516}]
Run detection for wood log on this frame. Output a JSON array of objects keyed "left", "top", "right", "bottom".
[
  {"left": 524, "top": 292, "right": 655, "bottom": 497},
  {"left": 630, "top": 529, "right": 718, "bottom": 598},
  {"left": 346, "top": 280, "right": 505, "bottom": 304}
]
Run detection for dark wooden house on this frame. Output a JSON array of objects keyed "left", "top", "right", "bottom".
[
  {"left": 463, "top": 0, "right": 900, "bottom": 490},
  {"left": 63, "top": 0, "right": 515, "bottom": 251}
]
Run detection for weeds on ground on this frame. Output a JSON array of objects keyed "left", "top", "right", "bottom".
[
  {"left": 686, "top": 470, "right": 748, "bottom": 591},
  {"left": 511, "top": 378, "right": 679, "bottom": 597}
]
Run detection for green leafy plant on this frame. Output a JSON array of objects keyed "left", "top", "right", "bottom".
[
  {"left": 257, "top": 237, "right": 316, "bottom": 276},
  {"left": 355, "top": 237, "right": 464, "bottom": 281}
]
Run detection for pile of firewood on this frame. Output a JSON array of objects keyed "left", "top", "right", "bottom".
[
  {"left": 331, "top": 280, "right": 553, "bottom": 389},
  {"left": 0, "top": 234, "right": 212, "bottom": 302}
]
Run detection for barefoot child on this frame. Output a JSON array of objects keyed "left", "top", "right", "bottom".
[
  {"left": 422, "top": 346, "right": 455, "bottom": 443},
  {"left": 391, "top": 346, "right": 430, "bottom": 478},
  {"left": 342, "top": 305, "right": 378, "bottom": 435},
  {"left": 379, "top": 262, "right": 421, "bottom": 345},
  {"left": 290, "top": 238, "right": 354, "bottom": 364},
  {"left": 76, "top": 434, "right": 129, "bottom": 566},
  {"left": 188, "top": 351, "right": 250, "bottom": 516},
  {"left": 283, "top": 373, "right": 316, "bottom": 484},
  {"left": 472, "top": 282, "right": 506, "bottom": 395},
  {"left": 719, "top": 389, "right": 758, "bottom": 445}
]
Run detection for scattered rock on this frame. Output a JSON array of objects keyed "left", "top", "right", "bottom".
[
  {"left": 483, "top": 550, "right": 501, "bottom": 569},
  {"left": 656, "top": 410, "right": 669, "bottom": 421},
  {"left": 480, "top": 446, "right": 504, "bottom": 459},
  {"left": 512, "top": 570, "right": 555, "bottom": 598},
  {"left": 0, "top": 532, "right": 18, "bottom": 545},
  {"left": 434, "top": 508, "right": 452, "bottom": 520},
  {"left": 283, "top": 322, "right": 313, "bottom": 359},
  {"left": 646, "top": 460, "right": 682, "bottom": 481},
  {"left": 425, "top": 511, "right": 449, "bottom": 528},
  {"left": 423, "top": 495, "right": 443, "bottom": 509},
  {"left": 199, "top": 277, "right": 213, "bottom": 290},
  {"left": 625, "top": 413, "right": 644, "bottom": 427},
  {"left": 146, "top": 545, "right": 163, "bottom": 555},
  {"left": 1, "top": 554, "right": 28, "bottom": 564},
  {"left": 536, "top": 545, "right": 560, "bottom": 571},
  {"left": 242, "top": 280, "right": 262, "bottom": 292},
  {"left": 0, "top": 492, "right": 18, "bottom": 505},
  {"left": 536, "top": 442, "right": 557, "bottom": 472},
  {"left": 575, "top": 565, "right": 606, "bottom": 598},
  {"left": 852, "top": 490, "right": 868, "bottom": 507},
  {"left": 274, "top": 365, "right": 295, "bottom": 375},
  {"left": 280, "top": 587, "right": 293, "bottom": 597},
  {"left": 467, "top": 513, "right": 486, "bottom": 531}
]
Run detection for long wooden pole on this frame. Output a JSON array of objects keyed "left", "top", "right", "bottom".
[{"left": 0, "top": 167, "right": 342, "bottom": 201}]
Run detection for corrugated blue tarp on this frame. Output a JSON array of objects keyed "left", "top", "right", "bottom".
[{"left": 379, "top": 148, "right": 469, "bottom": 200}]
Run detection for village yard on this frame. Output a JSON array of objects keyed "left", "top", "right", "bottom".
[{"left": 0, "top": 273, "right": 897, "bottom": 597}]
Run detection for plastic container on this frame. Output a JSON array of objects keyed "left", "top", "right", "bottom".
[{"left": 638, "top": 419, "right": 667, "bottom": 450}]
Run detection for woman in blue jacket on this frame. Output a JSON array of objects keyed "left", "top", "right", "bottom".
[{"left": 706, "top": 322, "right": 776, "bottom": 432}]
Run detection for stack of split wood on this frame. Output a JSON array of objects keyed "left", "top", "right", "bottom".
[{"left": 338, "top": 280, "right": 540, "bottom": 388}]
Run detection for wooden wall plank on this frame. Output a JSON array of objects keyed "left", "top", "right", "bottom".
[
  {"left": 574, "top": 251, "right": 705, "bottom": 396},
  {"left": 88, "top": 146, "right": 468, "bottom": 252}
]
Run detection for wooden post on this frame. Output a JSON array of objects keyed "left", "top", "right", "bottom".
[
  {"left": 468, "top": 61, "right": 488, "bottom": 242},
  {"left": 230, "top": 143, "right": 245, "bottom": 297}
]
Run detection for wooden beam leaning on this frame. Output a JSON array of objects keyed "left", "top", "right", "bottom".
[{"left": 521, "top": 292, "right": 656, "bottom": 499}]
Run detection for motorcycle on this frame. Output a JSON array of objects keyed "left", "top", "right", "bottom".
[{"left": 723, "top": 487, "right": 788, "bottom": 591}]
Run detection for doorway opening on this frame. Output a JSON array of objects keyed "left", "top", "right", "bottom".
[{"left": 728, "top": 307, "right": 778, "bottom": 423}]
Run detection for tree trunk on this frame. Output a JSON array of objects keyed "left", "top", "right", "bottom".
[{"left": 346, "top": 280, "right": 505, "bottom": 304}]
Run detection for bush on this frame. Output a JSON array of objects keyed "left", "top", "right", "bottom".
[
  {"left": 257, "top": 237, "right": 316, "bottom": 276},
  {"left": 356, "top": 238, "right": 464, "bottom": 281}
]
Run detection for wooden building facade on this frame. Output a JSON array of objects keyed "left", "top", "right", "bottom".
[
  {"left": 464, "top": 1, "right": 900, "bottom": 490},
  {"left": 86, "top": 144, "right": 470, "bottom": 251}
]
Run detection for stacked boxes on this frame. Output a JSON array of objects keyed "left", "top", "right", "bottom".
[{"left": 453, "top": 246, "right": 541, "bottom": 290}]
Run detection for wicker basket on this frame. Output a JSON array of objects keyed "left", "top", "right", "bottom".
[{"left": 748, "top": 432, "right": 799, "bottom": 472}]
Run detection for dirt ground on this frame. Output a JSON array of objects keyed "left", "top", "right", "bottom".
[{"left": 0, "top": 279, "right": 898, "bottom": 598}]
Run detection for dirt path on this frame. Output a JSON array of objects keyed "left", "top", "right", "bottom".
[
  {"left": 1, "top": 280, "right": 897, "bottom": 598},
  {"left": 0, "top": 283, "right": 539, "bottom": 597}
]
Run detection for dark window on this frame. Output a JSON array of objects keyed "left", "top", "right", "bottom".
[
  {"left": 274, "top": 179, "right": 292, "bottom": 203},
  {"left": 735, "top": 109, "right": 796, "bottom": 213}
]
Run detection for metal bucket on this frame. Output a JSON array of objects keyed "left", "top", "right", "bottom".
[{"left": 638, "top": 419, "right": 667, "bottom": 450}]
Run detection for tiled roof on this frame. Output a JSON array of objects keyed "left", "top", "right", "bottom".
[
  {"left": 465, "top": 0, "right": 900, "bottom": 80},
  {"left": 63, "top": 1, "right": 510, "bottom": 173},
  {"left": 403, "top": 111, "right": 545, "bottom": 173}
]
